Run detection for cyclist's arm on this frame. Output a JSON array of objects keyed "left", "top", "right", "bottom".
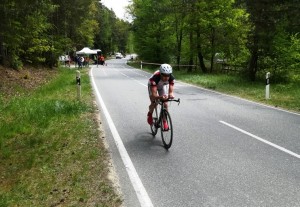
[
  {"left": 150, "top": 86, "right": 167, "bottom": 100},
  {"left": 168, "top": 84, "right": 174, "bottom": 99}
]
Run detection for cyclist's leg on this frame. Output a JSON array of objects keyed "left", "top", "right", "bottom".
[
  {"left": 161, "top": 84, "right": 169, "bottom": 109},
  {"left": 147, "top": 85, "right": 158, "bottom": 125},
  {"left": 148, "top": 100, "right": 156, "bottom": 114},
  {"left": 158, "top": 86, "right": 169, "bottom": 130},
  {"left": 148, "top": 84, "right": 159, "bottom": 112}
]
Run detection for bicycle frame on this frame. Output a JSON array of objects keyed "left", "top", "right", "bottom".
[
  {"left": 157, "top": 98, "right": 180, "bottom": 125},
  {"left": 150, "top": 98, "right": 180, "bottom": 149}
]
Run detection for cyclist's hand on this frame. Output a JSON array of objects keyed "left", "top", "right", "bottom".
[
  {"left": 162, "top": 95, "right": 168, "bottom": 100},
  {"left": 168, "top": 94, "right": 174, "bottom": 99}
]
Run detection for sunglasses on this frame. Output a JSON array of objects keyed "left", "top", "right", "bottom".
[{"left": 161, "top": 73, "right": 170, "bottom": 77}]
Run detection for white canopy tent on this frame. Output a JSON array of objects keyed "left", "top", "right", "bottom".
[
  {"left": 76, "top": 47, "right": 101, "bottom": 55},
  {"left": 92, "top": 49, "right": 101, "bottom": 54}
]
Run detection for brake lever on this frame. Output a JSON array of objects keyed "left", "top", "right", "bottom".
[{"left": 166, "top": 98, "right": 180, "bottom": 105}]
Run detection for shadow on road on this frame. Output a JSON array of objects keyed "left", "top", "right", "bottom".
[{"left": 125, "top": 132, "right": 173, "bottom": 157}]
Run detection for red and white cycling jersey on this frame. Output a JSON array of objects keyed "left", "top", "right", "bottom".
[{"left": 148, "top": 70, "right": 175, "bottom": 95}]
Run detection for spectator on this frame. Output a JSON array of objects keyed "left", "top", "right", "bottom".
[
  {"left": 85, "top": 56, "right": 89, "bottom": 67},
  {"left": 79, "top": 56, "right": 84, "bottom": 68},
  {"left": 100, "top": 55, "right": 105, "bottom": 65}
]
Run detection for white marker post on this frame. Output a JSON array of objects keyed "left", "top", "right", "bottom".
[
  {"left": 141, "top": 61, "right": 143, "bottom": 70},
  {"left": 265, "top": 72, "right": 270, "bottom": 99},
  {"left": 76, "top": 70, "right": 81, "bottom": 100}
]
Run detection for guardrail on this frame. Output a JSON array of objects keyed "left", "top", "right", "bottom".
[{"left": 140, "top": 61, "right": 197, "bottom": 70}]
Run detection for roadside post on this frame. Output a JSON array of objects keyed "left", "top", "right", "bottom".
[
  {"left": 76, "top": 70, "right": 81, "bottom": 100},
  {"left": 265, "top": 72, "right": 270, "bottom": 99},
  {"left": 141, "top": 61, "right": 143, "bottom": 70}
]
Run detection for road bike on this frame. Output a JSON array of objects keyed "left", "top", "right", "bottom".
[{"left": 150, "top": 98, "right": 180, "bottom": 149}]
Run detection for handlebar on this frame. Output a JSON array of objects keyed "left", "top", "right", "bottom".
[{"left": 159, "top": 98, "right": 180, "bottom": 105}]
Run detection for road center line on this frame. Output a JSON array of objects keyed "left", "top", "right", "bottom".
[
  {"left": 91, "top": 68, "right": 154, "bottom": 207},
  {"left": 219, "top": 120, "right": 300, "bottom": 159}
]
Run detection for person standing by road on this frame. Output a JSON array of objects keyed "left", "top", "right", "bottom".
[
  {"left": 147, "top": 64, "right": 175, "bottom": 129},
  {"left": 100, "top": 55, "right": 105, "bottom": 65},
  {"left": 79, "top": 56, "right": 84, "bottom": 68}
]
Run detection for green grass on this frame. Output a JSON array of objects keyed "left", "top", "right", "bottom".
[
  {"left": 129, "top": 62, "right": 300, "bottom": 113},
  {"left": 174, "top": 70, "right": 300, "bottom": 112},
  {"left": 0, "top": 68, "right": 122, "bottom": 207}
]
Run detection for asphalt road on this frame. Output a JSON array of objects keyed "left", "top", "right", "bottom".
[{"left": 90, "top": 57, "right": 300, "bottom": 207}]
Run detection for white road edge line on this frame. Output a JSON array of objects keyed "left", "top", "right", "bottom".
[
  {"left": 219, "top": 120, "right": 300, "bottom": 159},
  {"left": 90, "top": 68, "right": 154, "bottom": 207}
]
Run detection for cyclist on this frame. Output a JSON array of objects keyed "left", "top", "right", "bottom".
[{"left": 147, "top": 64, "right": 175, "bottom": 130}]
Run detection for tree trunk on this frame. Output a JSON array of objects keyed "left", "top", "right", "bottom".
[
  {"left": 176, "top": 28, "right": 183, "bottom": 71},
  {"left": 248, "top": 50, "right": 258, "bottom": 81},
  {"left": 198, "top": 52, "right": 207, "bottom": 73},
  {"left": 188, "top": 31, "right": 194, "bottom": 73},
  {"left": 0, "top": 36, "right": 4, "bottom": 65},
  {"left": 248, "top": 33, "right": 259, "bottom": 81},
  {"left": 210, "top": 27, "right": 216, "bottom": 73},
  {"left": 197, "top": 30, "right": 208, "bottom": 73}
]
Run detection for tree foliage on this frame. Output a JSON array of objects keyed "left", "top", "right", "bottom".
[
  {"left": 94, "top": 6, "right": 130, "bottom": 55},
  {"left": 131, "top": 0, "right": 175, "bottom": 63},
  {"left": 131, "top": 0, "right": 299, "bottom": 81},
  {"left": 0, "top": 0, "right": 131, "bottom": 69},
  {"left": 0, "top": 0, "right": 54, "bottom": 68},
  {"left": 0, "top": 0, "right": 298, "bottom": 82}
]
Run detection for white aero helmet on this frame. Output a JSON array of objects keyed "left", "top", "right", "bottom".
[{"left": 159, "top": 64, "right": 172, "bottom": 75}]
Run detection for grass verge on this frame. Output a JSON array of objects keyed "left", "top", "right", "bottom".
[{"left": 0, "top": 68, "right": 122, "bottom": 207}]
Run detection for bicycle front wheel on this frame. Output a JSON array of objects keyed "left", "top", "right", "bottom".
[
  {"left": 160, "top": 109, "right": 173, "bottom": 149},
  {"left": 150, "top": 107, "right": 158, "bottom": 136}
]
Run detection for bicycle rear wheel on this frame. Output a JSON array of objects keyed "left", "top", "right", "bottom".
[
  {"left": 150, "top": 107, "right": 158, "bottom": 136},
  {"left": 160, "top": 109, "right": 173, "bottom": 149}
]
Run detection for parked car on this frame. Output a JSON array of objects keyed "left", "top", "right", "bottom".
[{"left": 115, "top": 52, "right": 123, "bottom": 59}]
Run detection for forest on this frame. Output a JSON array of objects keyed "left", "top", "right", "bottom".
[
  {"left": 130, "top": 0, "right": 300, "bottom": 81},
  {"left": 0, "top": 0, "right": 130, "bottom": 69},
  {"left": 0, "top": 0, "right": 299, "bottom": 82}
]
